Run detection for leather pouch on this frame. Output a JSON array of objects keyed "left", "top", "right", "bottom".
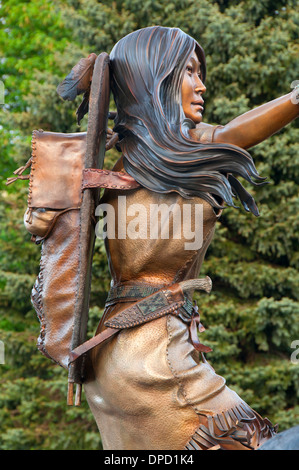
[{"left": 23, "top": 130, "right": 86, "bottom": 243}]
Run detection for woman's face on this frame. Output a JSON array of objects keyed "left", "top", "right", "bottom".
[{"left": 181, "top": 51, "right": 206, "bottom": 124}]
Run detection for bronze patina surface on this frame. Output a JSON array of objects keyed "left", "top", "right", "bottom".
[
  {"left": 82, "top": 26, "right": 298, "bottom": 450},
  {"left": 11, "top": 25, "right": 298, "bottom": 449}
]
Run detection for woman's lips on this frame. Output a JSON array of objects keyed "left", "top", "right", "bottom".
[{"left": 191, "top": 102, "right": 204, "bottom": 112}]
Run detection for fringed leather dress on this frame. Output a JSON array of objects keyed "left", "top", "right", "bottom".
[{"left": 84, "top": 125, "right": 277, "bottom": 450}]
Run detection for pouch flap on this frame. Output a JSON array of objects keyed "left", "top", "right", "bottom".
[{"left": 29, "top": 130, "right": 86, "bottom": 209}]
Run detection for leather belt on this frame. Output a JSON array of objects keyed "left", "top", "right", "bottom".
[
  {"left": 69, "top": 277, "right": 213, "bottom": 365},
  {"left": 105, "top": 283, "right": 167, "bottom": 307}
]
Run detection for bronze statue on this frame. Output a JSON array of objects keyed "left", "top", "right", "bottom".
[
  {"left": 81, "top": 26, "right": 298, "bottom": 450},
  {"left": 7, "top": 25, "right": 298, "bottom": 451}
]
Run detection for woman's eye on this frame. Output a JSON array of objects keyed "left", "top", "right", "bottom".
[{"left": 186, "top": 66, "right": 192, "bottom": 74}]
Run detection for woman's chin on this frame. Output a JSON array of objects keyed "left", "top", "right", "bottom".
[{"left": 193, "top": 114, "right": 203, "bottom": 124}]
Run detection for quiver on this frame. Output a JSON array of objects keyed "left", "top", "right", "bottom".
[
  {"left": 6, "top": 53, "right": 139, "bottom": 405},
  {"left": 7, "top": 130, "right": 89, "bottom": 407},
  {"left": 25, "top": 130, "right": 87, "bottom": 370}
]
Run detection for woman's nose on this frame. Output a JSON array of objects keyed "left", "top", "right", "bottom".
[{"left": 195, "top": 77, "right": 206, "bottom": 94}]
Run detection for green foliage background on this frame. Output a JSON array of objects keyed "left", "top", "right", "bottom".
[{"left": 0, "top": 0, "right": 298, "bottom": 450}]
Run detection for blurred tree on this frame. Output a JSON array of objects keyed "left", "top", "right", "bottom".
[{"left": 0, "top": 0, "right": 298, "bottom": 449}]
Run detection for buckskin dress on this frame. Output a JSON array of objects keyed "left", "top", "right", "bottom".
[{"left": 83, "top": 124, "right": 276, "bottom": 450}]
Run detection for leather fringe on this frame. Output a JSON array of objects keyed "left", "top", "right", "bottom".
[
  {"left": 31, "top": 247, "right": 51, "bottom": 361},
  {"left": 185, "top": 402, "right": 278, "bottom": 450}
]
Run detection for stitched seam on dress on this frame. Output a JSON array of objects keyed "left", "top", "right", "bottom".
[{"left": 165, "top": 314, "right": 199, "bottom": 415}]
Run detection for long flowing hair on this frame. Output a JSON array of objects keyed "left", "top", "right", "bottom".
[{"left": 109, "top": 26, "right": 265, "bottom": 215}]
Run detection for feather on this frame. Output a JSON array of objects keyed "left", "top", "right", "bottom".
[{"left": 57, "top": 53, "right": 97, "bottom": 101}]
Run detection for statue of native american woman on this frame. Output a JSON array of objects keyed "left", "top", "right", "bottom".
[
  {"left": 81, "top": 27, "right": 299, "bottom": 450},
  {"left": 8, "top": 26, "right": 299, "bottom": 450}
]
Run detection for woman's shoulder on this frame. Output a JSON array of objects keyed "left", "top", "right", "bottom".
[{"left": 189, "top": 122, "right": 223, "bottom": 144}]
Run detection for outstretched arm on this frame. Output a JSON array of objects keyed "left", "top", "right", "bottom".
[{"left": 190, "top": 91, "right": 299, "bottom": 149}]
